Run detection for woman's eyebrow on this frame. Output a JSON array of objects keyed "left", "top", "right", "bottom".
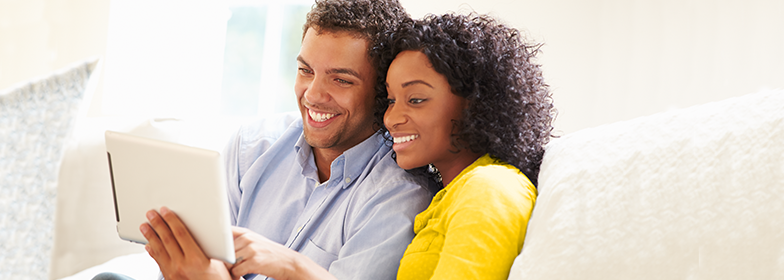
[{"left": 401, "top": 80, "right": 434, "bottom": 88}]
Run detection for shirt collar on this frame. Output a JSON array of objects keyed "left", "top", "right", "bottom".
[
  {"left": 338, "top": 131, "right": 387, "bottom": 188},
  {"left": 293, "top": 130, "right": 387, "bottom": 189},
  {"left": 294, "top": 132, "right": 317, "bottom": 181}
]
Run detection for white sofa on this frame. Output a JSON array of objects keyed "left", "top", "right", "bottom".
[
  {"left": 509, "top": 89, "right": 784, "bottom": 279},
  {"left": 40, "top": 89, "right": 784, "bottom": 279}
]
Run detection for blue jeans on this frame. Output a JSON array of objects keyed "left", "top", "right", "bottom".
[{"left": 91, "top": 272, "right": 136, "bottom": 280}]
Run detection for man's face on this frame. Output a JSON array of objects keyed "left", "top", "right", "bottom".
[{"left": 294, "top": 28, "right": 377, "bottom": 153}]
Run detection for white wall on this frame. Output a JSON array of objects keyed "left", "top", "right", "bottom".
[
  {"left": 0, "top": 0, "right": 110, "bottom": 117},
  {"left": 401, "top": 0, "right": 784, "bottom": 134},
  {"left": 2, "top": 0, "right": 783, "bottom": 134}
]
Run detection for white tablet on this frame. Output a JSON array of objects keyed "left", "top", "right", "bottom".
[{"left": 105, "top": 130, "right": 235, "bottom": 264}]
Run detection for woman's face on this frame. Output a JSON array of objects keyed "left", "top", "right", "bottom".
[{"left": 384, "top": 50, "right": 468, "bottom": 170}]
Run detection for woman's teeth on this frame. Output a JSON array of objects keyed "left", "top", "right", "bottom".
[
  {"left": 393, "top": 135, "right": 419, "bottom": 144},
  {"left": 309, "top": 110, "right": 336, "bottom": 122}
]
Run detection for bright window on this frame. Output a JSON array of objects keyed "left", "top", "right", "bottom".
[
  {"left": 221, "top": 3, "right": 310, "bottom": 116},
  {"left": 101, "top": 0, "right": 310, "bottom": 118}
]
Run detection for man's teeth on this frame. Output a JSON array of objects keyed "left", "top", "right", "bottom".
[
  {"left": 309, "top": 110, "right": 336, "bottom": 122},
  {"left": 393, "top": 135, "right": 419, "bottom": 144}
]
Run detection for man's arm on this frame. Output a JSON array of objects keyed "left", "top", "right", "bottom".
[
  {"left": 224, "top": 112, "right": 302, "bottom": 225},
  {"left": 229, "top": 227, "right": 338, "bottom": 280},
  {"left": 328, "top": 178, "right": 433, "bottom": 279}
]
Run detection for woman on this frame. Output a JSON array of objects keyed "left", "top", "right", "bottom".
[{"left": 375, "top": 13, "right": 555, "bottom": 279}]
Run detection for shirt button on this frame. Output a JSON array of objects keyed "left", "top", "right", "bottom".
[{"left": 345, "top": 177, "right": 351, "bottom": 184}]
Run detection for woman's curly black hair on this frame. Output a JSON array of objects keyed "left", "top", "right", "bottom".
[
  {"left": 303, "top": 0, "right": 409, "bottom": 69},
  {"left": 373, "top": 13, "right": 556, "bottom": 186}
]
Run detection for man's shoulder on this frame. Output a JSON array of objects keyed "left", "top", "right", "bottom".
[
  {"left": 238, "top": 112, "right": 301, "bottom": 143},
  {"left": 233, "top": 112, "right": 302, "bottom": 154}
]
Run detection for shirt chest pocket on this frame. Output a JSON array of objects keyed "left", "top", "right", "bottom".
[
  {"left": 300, "top": 238, "right": 339, "bottom": 268},
  {"left": 405, "top": 218, "right": 445, "bottom": 255}
]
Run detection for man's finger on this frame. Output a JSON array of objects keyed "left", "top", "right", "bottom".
[
  {"left": 159, "top": 206, "right": 208, "bottom": 259},
  {"left": 140, "top": 222, "right": 170, "bottom": 264},
  {"left": 231, "top": 226, "right": 249, "bottom": 238},
  {"left": 146, "top": 209, "right": 184, "bottom": 260}
]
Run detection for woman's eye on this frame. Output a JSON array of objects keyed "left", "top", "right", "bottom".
[
  {"left": 386, "top": 98, "right": 396, "bottom": 105},
  {"left": 409, "top": 98, "right": 425, "bottom": 104}
]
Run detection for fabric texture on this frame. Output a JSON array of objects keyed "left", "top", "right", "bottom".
[
  {"left": 225, "top": 117, "right": 436, "bottom": 280},
  {"left": 397, "top": 154, "right": 536, "bottom": 280},
  {"left": 0, "top": 58, "right": 98, "bottom": 280},
  {"left": 509, "top": 89, "right": 784, "bottom": 280}
]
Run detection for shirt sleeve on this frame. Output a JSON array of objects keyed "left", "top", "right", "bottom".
[
  {"left": 430, "top": 172, "right": 537, "bottom": 280},
  {"left": 223, "top": 127, "right": 243, "bottom": 225},
  {"left": 223, "top": 112, "right": 300, "bottom": 225},
  {"left": 327, "top": 178, "right": 434, "bottom": 280}
]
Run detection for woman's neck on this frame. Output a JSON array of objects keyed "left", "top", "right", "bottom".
[{"left": 433, "top": 152, "right": 483, "bottom": 186}]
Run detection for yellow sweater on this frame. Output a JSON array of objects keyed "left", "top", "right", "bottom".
[{"left": 397, "top": 154, "right": 537, "bottom": 280}]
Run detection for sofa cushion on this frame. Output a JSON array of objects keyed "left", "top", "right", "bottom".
[
  {"left": 510, "top": 89, "right": 784, "bottom": 279},
  {"left": 0, "top": 58, "right": 98, "bottom": 280}
]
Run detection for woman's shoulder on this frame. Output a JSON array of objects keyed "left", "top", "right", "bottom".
[
  {"left": 460, "top": 157, "right": 534, "bottom": 193},
  {"left": 448, "top": 158, "right": 536, "bottom": 209}
]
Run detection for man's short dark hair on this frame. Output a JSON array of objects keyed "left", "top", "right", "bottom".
[{"left": 303, "top": 0, "right": 409, "bottom": 67}]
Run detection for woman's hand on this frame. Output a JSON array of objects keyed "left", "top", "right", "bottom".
[
  {"left": 231, "top": 227, "right": 336, "bottom": 280},
  {"left": 141, "top": 206, "right": 237, "bottom": 280}
]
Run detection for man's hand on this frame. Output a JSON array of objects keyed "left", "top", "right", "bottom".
[
  {"left": 231, "top": 227, "right": 337, "bottom": 280},
  {"left": 141, "top": 206, "right": 237, "bottom": 280}
]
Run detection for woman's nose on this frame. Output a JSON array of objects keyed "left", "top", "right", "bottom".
[{"left": 384, "top": 102, "right": 406, "bottom": 129}]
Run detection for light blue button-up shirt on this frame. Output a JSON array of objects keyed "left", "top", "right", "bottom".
[{"left": 223, "top": 113, "right": 435, "bottom": 280}]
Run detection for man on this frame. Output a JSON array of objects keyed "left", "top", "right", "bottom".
[{"left": 138, "top": 0, "right": 435, "bottom": 279}]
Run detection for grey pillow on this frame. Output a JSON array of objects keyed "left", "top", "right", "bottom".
[{"left": 0, "top": 58, "right": 98, "bottom": 280}]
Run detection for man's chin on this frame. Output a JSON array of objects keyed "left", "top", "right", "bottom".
[{"left": 303, "top": 129, "right": 338, "bottom": 150}]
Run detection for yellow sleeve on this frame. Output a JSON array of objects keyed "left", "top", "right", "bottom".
[{"left": 429, "top": 168, "right": 536, "bottom": 280}]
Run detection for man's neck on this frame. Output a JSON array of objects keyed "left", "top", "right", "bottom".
[{"left": 312, "top": 147, "right": 342, "bottom": 183}]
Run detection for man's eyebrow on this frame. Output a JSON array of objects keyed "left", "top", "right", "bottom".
[
  {"left": 296, "top": 56, "right": 309, "bottom": 68},
  {"left": 296, "top": 55, "right": 363, "bottom": 80},
  {"left": 326, "top": 68, "right": 362, "bottom": 80}
]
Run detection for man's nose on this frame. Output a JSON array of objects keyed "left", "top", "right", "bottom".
[{"left": 304, "top": 77, "right": 330, "bottom": 104}]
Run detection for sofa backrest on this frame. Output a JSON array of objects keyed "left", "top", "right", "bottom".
[{"left": 510, "top": 89, "right": 784, "bottom": 280}]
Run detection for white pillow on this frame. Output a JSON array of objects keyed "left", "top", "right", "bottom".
[{"left": 510, "top": 89, "right": 784, "bottom": 280}]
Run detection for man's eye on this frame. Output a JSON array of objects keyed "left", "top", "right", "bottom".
[
  {"left": 336, "top": 78, "right": 353, "bottom": 85},
  {"left": 298, "top": 68, "right": 313, "bottom": 74}
]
